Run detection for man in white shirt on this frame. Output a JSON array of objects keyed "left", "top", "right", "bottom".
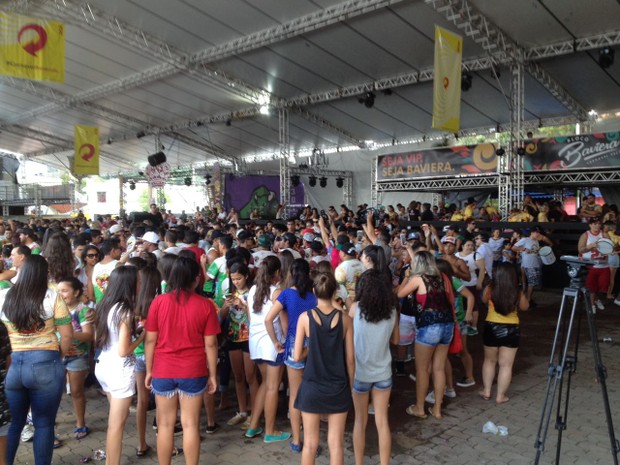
[
  {"left": 512, "top": 227, "right": 552, "bottom": 307},
  {"left": 252, "top": 235, "right": 276, "bottom": 268},
  {"left": 334, "top": 242, "right": 365, "bottom": 309},
  {"left": 140, "top": 231, "right": 163, "bottom": 260}
]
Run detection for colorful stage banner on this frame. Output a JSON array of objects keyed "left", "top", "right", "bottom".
[
  {"left": 73, "top": 125, "right": 99, "bottom": 176},
  {"left": 224, "top": 175, "right": 304, "bottom": 219},
  {"left": 377, "top": 143, "right": 497, "bottom": 181},
  {"left": 0, "top": 12, "right": 65, "bottom": 83},
  {"left": 432, "top": 26, "right": 462, "bottom": 133},
  {"left": 522, "top": 132, "right": 620, "bottom": 171}
]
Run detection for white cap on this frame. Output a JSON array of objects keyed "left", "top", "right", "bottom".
[
  {"left": 141, "top": 231, "right": 160, "bottom": 244},
  {"left": 109, "top": 224, "right": 122, "bottom": 235}
]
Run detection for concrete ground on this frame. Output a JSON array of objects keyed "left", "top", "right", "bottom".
[{"left": 11, "top": 288, "right": 620, "bottom": 465}]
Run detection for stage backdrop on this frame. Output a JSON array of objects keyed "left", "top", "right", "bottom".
[
  {"left": 376, "top": 131, "right": 620, "bottom": 181},
  {"left": 224, "top": 174, "right": 305, "bottom": 219}
]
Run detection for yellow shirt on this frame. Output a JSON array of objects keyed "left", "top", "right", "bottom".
[{"left": 486, "top": 299, "right": 519, "bottom": 325}]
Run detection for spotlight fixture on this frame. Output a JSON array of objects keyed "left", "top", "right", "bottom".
[
  {"left": 136, "top": 131, "right": 146, "bottom": 139},
  {"left": 129, "top": 180, "right": 136, "bottom": 190},
  {"left": 107, "top": 138, "right": 112, "bottom": 145},
  {"left": 298, "top": 163, "right": 309, "bottom": 170},
  {"left": 461, "top": 72, "right": 473, "bottom": 91},
  {"left": 147, "top": 151, "right": 167, "bottom": 167},
  {"left": 382, "top": 89, "right": 393, "bottom": 96},
  {"left": 196, "top": 121, "right": 204, "bottom": 127},
  {"left": 291, "top": 175, "right": 300, "bottom": 187},
  {"left": 225, "top": 119, "right": 232, "bottom": 126},
  {"left": 496, "top": 147, "right": 506, "bottom": 157},
  {"left": 138, "top": 171, "right": 144, "bottom": 176},
  {"left": 598, "top": 47, "right": 614, "bottom": 69},
  {"left": 358, "top": 91, "right": 375, "bottom": 108},
  {"left": 319, "top": 177, "right": 327, "bottom": 188},
  {"left": 517, "top": 147, "right": 526, "bottom": 156},
  {"left": 336, "top": 177, "right": 344, "bottom": 188},
  {"left": 204, "top": 174, "right": 212, "bottom": 185},
  {"left": 184, "top": 177, "right": 192, "bottom": 186},
  {"left": 308, "top": 175, "right": 317, "bottom": 187}
]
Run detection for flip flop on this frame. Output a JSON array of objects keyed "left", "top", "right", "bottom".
[
  {"left": 136, "top": 445, "right": 151, "bottom": 458},
  {"left": 53, "top": 436, "right": 62, "bottom": 449},
  {"left": 405, "top": 405, "right": 427, "bottom": 419},
  {"left": 428, "top": 406, "right": 443, "bottom": 420},
  {"left": 171, "top": 447, "right": 183, "bottom": 458},
  {"left": 74, "top": 426, "right": 90, "bottom": 440},
  {"left": 478, "top": 391, "right": 491, "bottom": 401}
]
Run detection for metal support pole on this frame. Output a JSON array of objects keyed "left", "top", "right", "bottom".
[
  {"left": 344, "top": 174, "right": 353, "bottom": 208},
  {"left": 34, "top": 184, "right": 41, "bottom": 216},
  {"left": 432, "top": 193, "right": 444, "bottom": 208},
  {"left": 511, "top": 61, "right": 525, "bottom": 209},
  {"left": 279, "top": 108, "right": 291, "bottom": 219},
  {"left": 118, "top": 175, "right": 126, "bottom": 218},
  {"left": 371, "top": 157, "right": 378, "bottom": 208}
]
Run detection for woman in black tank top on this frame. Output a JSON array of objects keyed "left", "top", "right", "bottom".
[{"left": 293, "top": 272, "right": 354, "bottom": 465}]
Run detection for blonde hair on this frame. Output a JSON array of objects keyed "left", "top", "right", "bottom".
[{"left": 412, "top": 250, "right": 439, "bottom": 277}]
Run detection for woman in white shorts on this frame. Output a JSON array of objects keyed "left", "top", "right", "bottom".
[{"left": 94, "top": 267, "right": 144, "bottom": 465}]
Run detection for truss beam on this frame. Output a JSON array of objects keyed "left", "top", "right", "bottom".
[
  {"left": 424, "top": 0, "right": 589, "bottom": 121},
  {"left": 279, "top": 109, "right": 291, "bottom": 218},
  {"left": 526, "top": 30, "right": 620, "bottom": 60}
]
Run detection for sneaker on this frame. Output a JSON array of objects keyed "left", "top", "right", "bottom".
[
  {"left": 244, "top": 427, "right": 263, "bottom": 438},
  {"left": 227, "top": 412, "right": 248, "bottom": 426},
  {"left": 425, "top": 391, "right": 435, "bottom": 404},
  {"left": 445, "top": 388, "right": 457, "bottom": 398},
  {"left": 368, "top": 405, "right": 375, "bottom": 415},
  {"left": 264, "top": 432, "right": 291, "bottom": 443},
  {"left": 456, "top": 378, "right": 476, "bottom": 388},
  {"left": 426, "top": 388, "right": 456, "bottom": 404},
  {"left": 409, "top": 373, "right": 417, "bottom": 382},
  {"left": 205, "top": 423, "right": 220, "bottom": 434},
  {"left": 20, "top": 424, "right": 34, "bottom": 442},
  {"left": 595, "top": 300, "right": 605, "bottom": 311},
  {"left": 466, "top": 325, "right": 479, "bottom": 336},
  {"left": 614, "top": 299, "right": 620, "bottom": 306},
  {"left": 240, "top": 416, "right": 252, "bottom": 430}
]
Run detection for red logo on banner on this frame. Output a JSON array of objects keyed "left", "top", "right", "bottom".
[
  {"left": 17, "top": 24, "right": 48, "bottom": 56},
  {"left": 79, "top": 144, "right": 95, "bottom": 162}
]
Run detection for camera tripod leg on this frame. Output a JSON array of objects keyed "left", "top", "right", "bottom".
[
  {"left": 534, "top": 287, "right": 580, "bottom": 464},
  {"left": 581, "top": 287, "right": 620, "bottom": 465}
]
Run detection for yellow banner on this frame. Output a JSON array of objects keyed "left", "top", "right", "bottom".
[
  {"left": 0, "top": 12, "right": 65, "bottom": 82},
  {"left": 432, "top": 26, "right": 462, "bottom": 133},
  {"left": 74, "top": 126, "right": 99, "bottom": 176}
]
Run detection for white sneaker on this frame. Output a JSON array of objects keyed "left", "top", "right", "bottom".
[
  {"left": 227, "top": 412, "right": 248, "bottom": 426},
  {"left": 595, "top": 300, "right": 605, "bottom": 311},
  {"left": 21, "top": 424, "right": 34, "bottom": 442},
  {"left": 240, "top": 416, "right": 252, "bottom": 430},
  {"left": 368, "top": 405, "right": 375, "bottom": 415},
  {"left": 425, "top": 391, "right": 435, "bottom": 404},
  {"left": 613, "top": 299, "right": 620, "bottom": 306},
  {"left": 445, "top": 388, "right": 457, "bottom": 399}
]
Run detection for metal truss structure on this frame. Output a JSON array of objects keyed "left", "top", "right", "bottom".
[
  {"left": 279, "top": 109, "right": 291, "bottom": 219},
  {"left": 289, "top": 167, "right": 355, "bottom": 207}
]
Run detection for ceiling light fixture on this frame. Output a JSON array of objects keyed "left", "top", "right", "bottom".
[
  {"left": 309, "top": 175, "right": 317, "bottom": 187},
  {"left": 336, "top": 177, "right": 344, "bottom": 188},
  {"left": 319, "top": 176, "right": 327, "bottom": 188},
  {"left": 291, "top": 175, "right": 300, "bottom": 187},
  {"left": 598, "top": 47, "right": 614, "bottom": 69},
  {"left": 358, "top": 91, "right": 375, "bottom": 108},
  {"left": 461, "top": 72, "right": 473, "bottom": 91},
  {"left": 496, "top": 147, "right": 506, "bottom": 157},
  {"left": 184, "top": 177, "right": 192, "bottom": 186}
]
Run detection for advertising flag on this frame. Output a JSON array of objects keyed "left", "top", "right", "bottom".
[
  {"left": 432, "top": 26, "right": 462, "bottom": 133},
  {"left": 74, "top": 125, "right": 99, "bottom": 176},
  {"left": 0, "top": 12, "right": 65, "bottom": 82}
]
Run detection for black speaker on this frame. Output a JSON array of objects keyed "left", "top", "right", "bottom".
[{"left": 147, "top": 151, "right": 167, "bottom": 167}]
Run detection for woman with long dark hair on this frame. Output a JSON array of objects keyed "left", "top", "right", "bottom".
[
  {"left": 94, "top": 266, "right": 143, "bottom": 465},
  {"left": 79, "top": 245, "right": 102, "bottom": 303},
  {"left": 350, "top": 269, "right": 398, "bottom": 465},
  {"left": 134, "top": 266, "right": 161, "bottom": 457},
  {"left": 265, "top": 258, "right": 317, "bottom": 452},
  {"left": 0, "top": 255, "right": 72, "bottom": 465},
  {"left": 44, "top": 233, "right": 74, "bottom": 284},
  {"left": 480, "top": 263, "right": 529, "bottom": 404},
  {"left": 245, "top": 256, "right": 289, "bottom": 442},
  {"left": 145, "top": 256, "right": 219, "bottom": 465}
]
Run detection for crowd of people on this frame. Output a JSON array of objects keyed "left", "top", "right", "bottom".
[{"left": 0, "top": 194, "right": 616, "bottom": 465}]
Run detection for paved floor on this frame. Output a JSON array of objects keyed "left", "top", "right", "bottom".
[{"left": 11, "top": 288, "right": 620, "bottom": 465}]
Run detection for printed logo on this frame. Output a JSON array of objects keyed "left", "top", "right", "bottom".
[{"left": 17, "top": 23, "right": 47, "bottom": 56}]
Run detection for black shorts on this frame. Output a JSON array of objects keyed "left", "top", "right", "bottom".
[
  {"left": 483, "top": 322, "right": 520, "bottom": 348},
  {"left": 226, "top": 340, "right": 250, "bottom": 353}
]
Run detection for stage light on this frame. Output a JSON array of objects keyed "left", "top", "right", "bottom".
[
  {"left": 204, "top": 174, "right": 212, "bottom": 185},
  {"left": 598, "top": 48, "right": 614, "bottom": 69},
  {"left": 336, "top": 177, "right": 344, "bottom": 188},
  {"left": 309, "top": 175, "right": 317, "bottom": 187},
  {"left": 496, "top": 147, "right": 505, "bottom": 157},
  {"left": 358, "top": 92, "right": 375, "bottom": 108},
  {"left": 291, "top": 175, "right": 300, "bottom": 187},
  {"left": 461, "top": 72, "right": 472, "bottom": 91},
  {"left": 129, "top": 181, "right": 136, "bottom": 190},
  {"left": 184, "top": 177, "right": 192, "bottom": 186},
  {"left": 225, "top": 119, "right": 232, "bottom": 126},
  {"left": 517, "top": 147, "right": 526, "bottom": 156},
  {"left": 319, "top": 177, "right": 327, "bottom": 188},
  {"left": 136, "top": 131, "right": 146, "bottom": 139},
  {"left": 147, "top": 151, "right": 166, "bottom": 167}
]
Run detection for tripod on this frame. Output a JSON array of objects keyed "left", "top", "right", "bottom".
[{"left": 534, "top": 274, "right": 620, "bottom": 464}]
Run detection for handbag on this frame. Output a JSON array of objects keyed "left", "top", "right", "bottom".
[{"left": 449, "top": 323, "right": 463, "bottom": 354}]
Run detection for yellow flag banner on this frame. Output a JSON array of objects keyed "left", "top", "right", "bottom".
[
  {"left": 432, "top": 26, "right": 463, "bottom": 133},
  {"left": 0, "top": 12, "right": 65, "bottom": 82},
  {"left": 74, "top": 126, "right": 99, "bottom": 176}
]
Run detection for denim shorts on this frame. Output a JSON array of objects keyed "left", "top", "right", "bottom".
[
  {"left": 352, "top": 377, "right": 393, "bottom": 394},
  {"left": 134, "top": 354, "right": 146, "bottom": 373},
  {"left": 253, "top": 355, "right": 284, "bottom": 367},
  {"left": 151, "top": 376, "right": 208, "bottom": 398},
  {"left": 63, "top": 354, "right": 90, "bottom": 372},
  {"left": 416, "top": 322, "right": 454, "bottom": 347},
  {"left": 0, "top": 422, "right": 9, "bottom": 437},
  {"left": 284, "top": 355, "right": 305, "bottom": 370}
]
